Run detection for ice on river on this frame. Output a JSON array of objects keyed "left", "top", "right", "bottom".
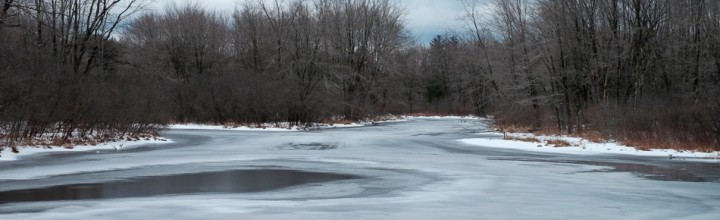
[{"left": 0, "top": 118, "right": 718, "bottom": 220}]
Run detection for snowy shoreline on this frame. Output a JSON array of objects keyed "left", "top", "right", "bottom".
[
  {"left": 0, "top": 116, "right": 438, "bottom": 162},
  {"left": 459, "top": 132, "right": 720, "bottom": 162},
  {"left": 165, "top": 115, "right": 479, "bottom": 131},
  {"left": 0, "top": 138, "right": 172, "bottom": 162},
  {"left": 166, "top": 122, "right": 377, "bottom": 131},
  {"left": 5, "top": 116, "right": 717, "bottom": 163}
]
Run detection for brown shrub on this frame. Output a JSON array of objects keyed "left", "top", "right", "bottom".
[
  {"left": 407, "top": 112, "right": 454, "bottom": 117},
  {"left": 504, "top": 136, "right": 541, "bottom": 143},
  {"left": 546, "top": 139, "right": 573, "bottom": 147},
  {"left": 493, "top": 99, "right": 720, "bottom": 153},
  {"left": 576, "top": 131, "right": 606, "bottom": 143},
  {"left": 51, "top": 138, "right": 69, "bottom": 146},
  {"left": 496, "top": 124, "right": 535, "bottom": 133},
  {"left": 321, "top": 118, "right": 354, "bottom": 125}
]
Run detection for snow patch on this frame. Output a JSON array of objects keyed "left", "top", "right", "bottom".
[
  {"left": 460, "top": 132, "right": 720, "bottom": 162},
  {"left": 0, "top": 138, "right": 172, "bottom": 162},
  {"left": 167, "top": 115, "right": 482, "bottom": 132},
  {"left": 403, "top": 115, "right": 482, "bottom": 120},
  {"left": 168, "top": 123, "right": 300, "bottom": 131}
]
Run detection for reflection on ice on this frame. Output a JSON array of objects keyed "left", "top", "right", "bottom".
[
  {"left": 0, "top": 169, "right": 355, "bottom": 204},
  {"left": 489, "top": 157, "right": 716, "bottom": 182},
  {"left": 276, "top": 143, "right": 338, "bottom": 150}
]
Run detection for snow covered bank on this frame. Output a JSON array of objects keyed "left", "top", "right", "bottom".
[
  {"left": 460, "top": 132, "right": 720, "bottom": 161},
  {"left": 0, "top": 138, "right": 172, "bottom": 162},
  {"left": 403, "top": 115, "right": 482, "bottom": 120},
  {"left": 166, "top": 115, "right": 477, "bottom": 131},
  {"left": 168, "top": 123, "right": 301, "bottom": 131},
  {"left": 167, "top": 122, "right": 375, "bottom": 131}
]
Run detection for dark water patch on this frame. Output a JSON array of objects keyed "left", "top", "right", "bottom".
[
  {"left": 412, "top": 132, "right": 449, "bottom": 137},
  {"left": 0, "top": 134, "right": 211, "bottom": 172},
  {"left": 0, "top": 169, "right": 356, "bottom": 204},
  {"left": 490, "top": 157, "right": 718, "bottom": 182},
  {"left": 277, "top": 143, "right": 337, "bottom": 150},
  {"left": 586, "top": 162, "right": 706, "bottom": 182}
]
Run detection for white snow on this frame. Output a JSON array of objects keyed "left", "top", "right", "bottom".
[
  {"left": 0, "top": 138, "right": 172, "bottom": 162},
  {"left": 165, "top": 115, "right": 461, "bottom": 131},
  {"left": 460, "top": 132, "right": 720, "bottom": 161},
  {"left": 168, "top": 122, "right": 375, "bottom": 131},
  {"left": 168, "top": 123, "right": 301, "bottom": 131},
  {"left": 403, "top": 115, "right": 482, "bottom": 120}
]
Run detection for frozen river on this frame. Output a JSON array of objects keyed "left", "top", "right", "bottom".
[{"left": 1, "top": 118, "right": 719, "bottom": 219}]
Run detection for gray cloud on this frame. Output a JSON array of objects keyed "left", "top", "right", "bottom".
[
  {"left": 400, "top": 0, "right": 465, "bottom": 43},
  {"left": 153, "top": 0, "right": 493, "bottom": 44}
]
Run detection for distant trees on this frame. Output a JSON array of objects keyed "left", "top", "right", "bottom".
[
  {"left": 440, "top": 0, "right": 720, "bottom": 150},
  {"left": 0, "top": 0, "right": 160, "bottom": 148},
  {"left": 313, "top": 0, "right": 405, "bottom": 119},
  {"left": 122, "top": 0, "right": 408, "bottom": 124},
  {"left": 124, "top": 2, "right": 231, "bottom": 122},
  {"left": 528, "top": 0, "right": 720, "bottom": 149},
  {"left": 1, "top": 0, "right": 718, "bottom": 151}
]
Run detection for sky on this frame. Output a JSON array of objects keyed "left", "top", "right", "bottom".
[
  {"left": 150, "top": 0, "right": 494, "bottom": 44},
  {"left": 400, "top": 0, "right": 470, "bottom": 43}
]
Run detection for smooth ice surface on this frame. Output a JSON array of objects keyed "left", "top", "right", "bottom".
[{"left": 0, "top": 118, "right": 719, "bottom": 220}]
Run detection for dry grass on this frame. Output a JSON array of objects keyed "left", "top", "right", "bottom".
[
  {"left": 504, "top": 136, "right": 541, "bottom": 143},
  {"left": 207, "top": 122, "right": 295, "bottom": 129},
  {"left": 406, "top": 112, "right": 455, "bottom": 117},
  {"left": 321, "top": 118, "right": 354, "bottom": 125},
  {"left": 497, "top": 124, "right": 535, "bottom": 133},
  {"left": 0, "top": 132, "right": 162, "bottom": 153},
  {"left": 496, "top": 122, "right": 719, "bottom": 153},
  {"left": 574, "top": 131, "right": 606, "bottom": 143},
  {"left": 546, "top": 139, "right": 573, "bottom": 147},
  {"left": 367, "top": 114, "right": 403, "bottom": 122},
  {"left": 607, "top": 128, "right": 719, "bottom": 152}
]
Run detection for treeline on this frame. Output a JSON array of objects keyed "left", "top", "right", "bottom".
[
  {"left": 1, "top": 0, "right": 719, "bottom": 150},
  {"left": 0, "top": 0, "right": 427, "bottom": 147},
  {"left": 122, "top": 0, "right": 408, "bottom": 123},
  {"left": 0, "top": 0, "right": 165, "bottom": 146},
  {"left": 449, "top": 0, "right": 720, "bottom": 150}
]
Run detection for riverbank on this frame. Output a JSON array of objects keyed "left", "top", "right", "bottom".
[
  {"left": 0, "top": 136, "right": 171, "bottom": 161},
  {"left": 460, "top": 132, "right": 720, "bottom": 162}
]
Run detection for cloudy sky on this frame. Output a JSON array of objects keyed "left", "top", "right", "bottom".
[
  {"left": 150, "top": 0, "right": 493, "bottom": 44},
  {"left": 399, "top": 0, "right": 469, "bottom": 43}
]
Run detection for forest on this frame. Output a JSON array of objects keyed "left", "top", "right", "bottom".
[{"left": 1, "top": 0, "right": 719, "bottom": 151}]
